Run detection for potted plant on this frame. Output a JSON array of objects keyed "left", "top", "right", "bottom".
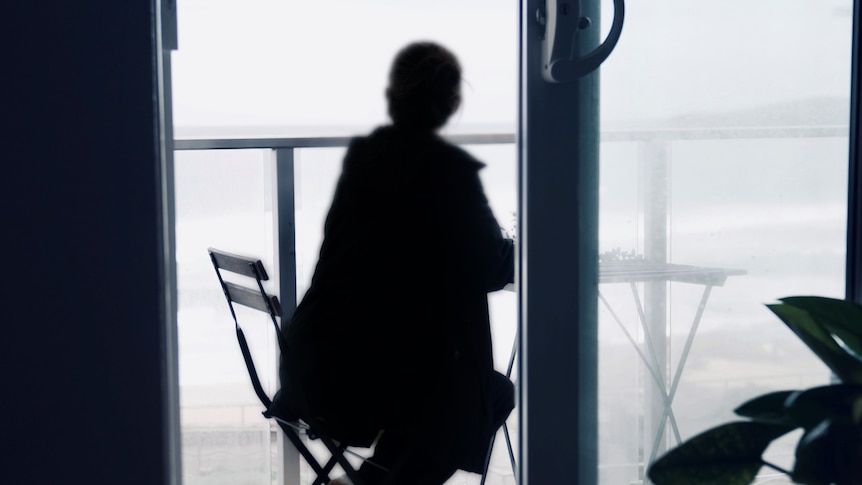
[{"left": 647, "top": 296, "right": 862, "bottom": 485}]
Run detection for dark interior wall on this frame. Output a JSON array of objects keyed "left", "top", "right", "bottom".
[
  {"left": 4, "top": 3, "right": 169, "bottom": 484},
  {"left": 850, "top": 0, "right": 862, "bottom": 299}
]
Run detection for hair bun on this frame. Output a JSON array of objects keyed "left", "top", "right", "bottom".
[{"left": 387, "top": 42, "right": 462, "bottom": 131}]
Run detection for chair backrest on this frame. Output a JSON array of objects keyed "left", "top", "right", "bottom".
[
  {"left": 208, "top": 247, "right": 283, "bottom": 410},
  {"left": 209, "top": 247, "right": 283, "bottom": 320},
  {"left": 208, "top": 248, "right": 378, "bottom": 485}
]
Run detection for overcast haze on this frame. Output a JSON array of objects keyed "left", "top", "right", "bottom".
[
  {"left": 172, "top": 0, "right": 853, "bottom": 136},
  {"left": 172, "top": 2, "right": 855, "bottom": 484}
]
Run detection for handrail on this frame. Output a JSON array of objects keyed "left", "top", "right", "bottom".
[
  {"left": 601, "top": 125, "right": 848, "bottom": 142},
  {"left": 174, "top": 125, "right": 848, "bottom": 151},
  {"left": 174, "top": 133, "right": 515, "bottom": 151}
]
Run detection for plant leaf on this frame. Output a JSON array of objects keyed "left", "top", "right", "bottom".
[
  {"left": 784, "top": 384, "right": 862, "bottom": 430},
  {"left": 648, "top": 422, "right": 793, "bottom": 485},
  {"left": 768, "top": 303, "right": 862, "bottom": 384},
  {"left": 793, "top": 418, "right": 862, "bottom": 485},
  {"left": 854, "top": 395, "right": 862, "bottom": 424},
  {"left": 780, "top": 296, "right": 862, "bottom": 360},
  {"left": 734, "top": 390, "right": 798, "bottom": 426}
]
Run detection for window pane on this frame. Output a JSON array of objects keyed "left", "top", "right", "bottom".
[
  {"left": 598, "top": 1, "right": 853, "bottom": 483},
  {"left": 174, "top": 0, "right": 518, "bottom": 483},
  {"left": 172, "top": 0, "right": 517, "bottom": 136},
  {"left": 175, "top": 149, "right": 277, "bottom": 485}
]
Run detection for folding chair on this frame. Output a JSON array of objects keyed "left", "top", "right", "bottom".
[
  {"left": 480, "top": 330, "right": 519, "bottom": 485},
  {"left": 208, "top": 247, "right": 372, "bottom": 485}
]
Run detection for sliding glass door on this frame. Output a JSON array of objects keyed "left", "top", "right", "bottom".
[
  {"left": 170, "top": 0, "right": 858, "bottom": 484},
  {"left": 172, "top": 1, "right": 518, "bottom": 484},
  {"left": 597, "top": 1, "right": 854, "bottom": 483}
]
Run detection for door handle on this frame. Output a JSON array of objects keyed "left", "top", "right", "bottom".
[{"left": 541, "top": 0, "right": 625, "bottom": 83}]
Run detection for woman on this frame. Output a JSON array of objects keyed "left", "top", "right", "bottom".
[{"left": 278, "top": 41, "right": 515, "bottom": 485}]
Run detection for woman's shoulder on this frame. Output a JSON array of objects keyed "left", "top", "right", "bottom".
[
  {"left": 347, "top": 125, "right": 485, "bottom": 171},
  {"left": 434, "top": 138, "right": 485, "bottom": 175},
  {"left": 344, "top": 125, "right": 400, "bottom": 159},
  {"left": 422, "top": 131, "right": 485, "bottom": 171},
  {"left": 341, "top": 127, "right": 391, "bottom": 168}
]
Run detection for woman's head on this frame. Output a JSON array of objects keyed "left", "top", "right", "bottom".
[{"left": 386, "top": 42, "right": 462, "bottom": 131}]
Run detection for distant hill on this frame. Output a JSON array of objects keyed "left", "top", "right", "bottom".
[
  {"left": 609, "top": 96, "right": 851, "bottom": 131},
  {"left": 175, "top": 97, "right": 851, "bottom": 139}
]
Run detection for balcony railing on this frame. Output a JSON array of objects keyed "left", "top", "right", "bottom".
[
  {"left": 174, "top": 122, "right": 847, "bottom": 322},
  {"left": 174, "top": 123, "right": 848, "bottom": 485}
]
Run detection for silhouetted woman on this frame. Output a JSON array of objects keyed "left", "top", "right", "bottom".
[{"left": 277, "top": 41, "right": 515, "bottom": 485}]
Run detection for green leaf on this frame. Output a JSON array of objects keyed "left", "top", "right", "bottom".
[
  {"left": 768, "top": 303, "right": 862, "bottom": 384},
  {"left": 793, "top": 419, "right": 862, "bottom": 485},
  {"left": 780, "top": 296, "right": 862, "bottom": 360},
  {"left": 648, "top": 422, "right": 794, "bottom": 485},
  {"left": 734, "top": 390, "right": 798, "bottom": 426},
  {"left": 784, "top": 384, "right": 862, "bottom": 430}
]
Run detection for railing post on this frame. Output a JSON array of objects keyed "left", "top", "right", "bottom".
[
  {"left": 269, "top": 147, "right": 300, "bottom": 485},
  {"left": 641, "top": 139, "right": 670, "bottom": 477}
]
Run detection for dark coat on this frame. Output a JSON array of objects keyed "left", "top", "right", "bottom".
[{"left": 277, "top": 125, "right": 514, "bottom": 464}]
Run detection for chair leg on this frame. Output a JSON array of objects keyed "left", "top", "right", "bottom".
[
  {"left": 481, "top": 423, "right": 519, "bottom": 484},
  {"left": 277, "top": 421, "right": 332, "bottom": 483},
  {"left": 312, "top": 457, "right": 336, "bottom": 485},
  {"left": 503, "top": 423, "right": 517, "bottom": 478},
  {"left": 274, "top": 419, "right": 372, "bottom": 485},
  {"left": 480, "top": 433, "right": 497, "bottom": 485},
  {"left": 320, "top": 439, "right": 367, "bottom": 485}
]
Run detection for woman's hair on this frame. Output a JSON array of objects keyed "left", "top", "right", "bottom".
[{"left": 386, "top": 42, "right": 462, "bottom": 131}]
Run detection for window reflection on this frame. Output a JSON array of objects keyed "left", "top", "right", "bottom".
[{"left": 599, "top": 1, "right": 852, "bottom": 482}]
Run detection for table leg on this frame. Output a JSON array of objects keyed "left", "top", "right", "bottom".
[
  {"left": 598, "top": 291, "right": 666, "bottom": 391},
  {"left": 646, "top": 284, "right": 714, "bottom": 466},
  {"left": 629, "top": 283, "right": 682, "bottom": 444}
]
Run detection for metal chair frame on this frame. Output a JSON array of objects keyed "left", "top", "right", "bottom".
[{"left": 208, "top": 247, "right": 369, "bottom": 485}]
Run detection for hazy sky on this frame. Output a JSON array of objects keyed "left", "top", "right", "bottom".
[{"left": 171, "top": 0, "right": 854, "bottom": 133}]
